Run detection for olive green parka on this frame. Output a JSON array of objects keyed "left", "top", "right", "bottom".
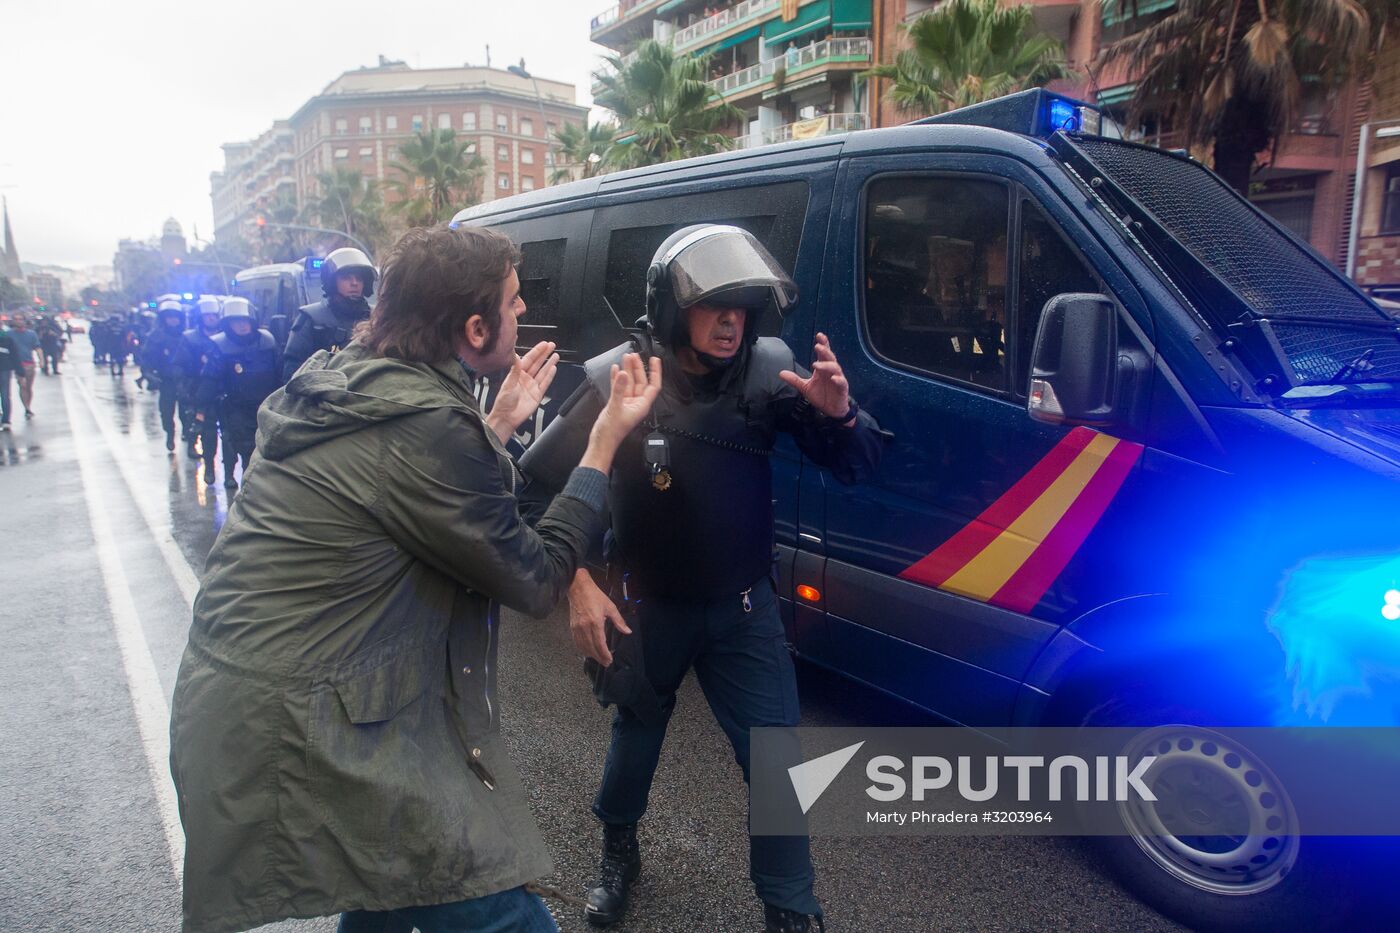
[{"left": 169, "top": 344, "right": 603, "bottom": 932}]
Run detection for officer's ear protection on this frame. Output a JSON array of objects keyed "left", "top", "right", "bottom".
[{"left": 645, "top": 261, "right": 667, "bottom": 325}]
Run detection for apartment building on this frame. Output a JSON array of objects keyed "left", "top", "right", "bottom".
[
  {"left": 866, "top": 1, "right": 1383, "bottom": 272},
  {"left": 211, "top": 58, "right": 588, "bottom": 246},
  {"left": 590, "top": 0, "right": 876, "bottom": 149},
  {"left": 210, "top": 122, "right": 296, "bottom": 245},
  {"left": 289, "top": 61, "right": 588, "bottom": 206}
]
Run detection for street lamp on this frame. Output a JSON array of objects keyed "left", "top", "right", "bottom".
[
  {"left": 255, "top": 220, "right": 375, "bottom": 261},
  {"left": 507, "top": 61, "right": 550, "bottom": 145}
]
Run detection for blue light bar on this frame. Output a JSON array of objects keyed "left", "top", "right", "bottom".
[
  {"left": 305, "top": 257, "right": 324, "bottom": 272},
  {"left": 910, "top": 88, "right": 1103, "bottom": 139},
  {"left": 182, "top": 292, "right": 194, "bottom": 300},
  {"left": 1048, "top": 98, "right": 1080, "bottom": 133}
]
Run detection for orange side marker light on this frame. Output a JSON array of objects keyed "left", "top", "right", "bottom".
[{"left": 796, "top": 585, "right": 821, "bottom": 603}]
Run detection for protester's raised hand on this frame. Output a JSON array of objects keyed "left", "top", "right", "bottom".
[
  {"left": 596, "top": 353, "right": 662, "bottom": 444},
  {"left": 486, "top": 341, "right": 558, "bottom": 444},
  {"left": 578, "top": 353, "right": 662, "bottom": 474}
]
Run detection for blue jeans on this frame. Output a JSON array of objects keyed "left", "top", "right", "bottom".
[
  {"left": 337, "top": 885, "right": 558, "bottom": 933},
  {"left": 592, "top": 577, "right": 819, "bottom": 916}
]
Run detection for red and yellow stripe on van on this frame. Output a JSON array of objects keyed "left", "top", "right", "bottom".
[{"left": 898, "top": 427, "right": 1144, "bottom": 614}]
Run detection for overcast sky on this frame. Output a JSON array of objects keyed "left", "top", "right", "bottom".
[{"left": 0, "top": 0, "right": 612, "bottom": 269}]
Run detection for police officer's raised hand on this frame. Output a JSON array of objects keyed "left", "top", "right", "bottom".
[
  {"left": 580, "top": 352, "right": 662, "bottom": 473},
  {"left": 778, "top": 332, "right": 855, "bottom": 425},
  {"left": 486, "top": 341, "right": 559, "bottom": 444}
]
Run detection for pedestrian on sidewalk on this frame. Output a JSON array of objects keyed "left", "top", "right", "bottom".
[
  {"left": 7, "top": 314, "right": 39, "bottom": 419},
  {"left": 38, "top": 316, "right": 65, "bottom": 375},
  {"left": 169, "top": 224, "right": 662, "bottom": 933}
]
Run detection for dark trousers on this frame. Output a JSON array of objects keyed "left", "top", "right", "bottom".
[
  {"left": 592, "top": 576, "right": 818, "bottom": 915},
  {"left": 219, "top": 406, "right": 257, "bottom": 477},
  {"left": 0, "top": 368, "right": 11, "bottom": 424},
  {"left": 336, "top": 885, "right": 558, "bottom": 933},
  {"left": 157, "top": 383, "right": 180, "bottom": 439}
]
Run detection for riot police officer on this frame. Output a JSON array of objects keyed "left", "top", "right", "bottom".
[
  {"left": 197, "top": 297, "right": 279, "bottom": 489},
  {"left": 141, "top": 300, "right": 191, "bottom": 451},
  {"left": 174, "top": 297, "right": 223, "bottom": 479},
  {"left": 281, "top": 246, "right": 376, "bottom": 381},
  {"left": 520, "top": 225, "right": 882, "bottom": 933}
]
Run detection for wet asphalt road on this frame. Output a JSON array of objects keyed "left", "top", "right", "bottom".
[{"left": 0, "top": 337, "right": 1185, "bottom": 932}]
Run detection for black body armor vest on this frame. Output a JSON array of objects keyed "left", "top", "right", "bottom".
[{"left": 583, "top": 337, "right": 796, "bottom": 599}]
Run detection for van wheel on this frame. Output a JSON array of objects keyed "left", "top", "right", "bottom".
[{"left": 1080, "top": 697, "right": 1365, "bottom": 932}]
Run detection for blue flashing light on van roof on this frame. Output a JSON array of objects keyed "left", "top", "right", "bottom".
[
  {"left": 181, "top": 292, "right": 194, "bottom": 300},
  {"left": 305, "top": 257, "right": 324, "bottom": 272},
  {"left": 910, "top": 88, "right": 1107, "bottom": 139}
]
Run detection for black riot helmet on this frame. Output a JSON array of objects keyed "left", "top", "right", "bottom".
[
  {"left": 320, "top": 247, "right": 377, "bottom": 299},
  {"left": 644, "top": 224, "right": 797, "bottom": 349}
]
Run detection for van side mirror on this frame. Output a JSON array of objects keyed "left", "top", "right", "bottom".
[{"left": 1027, "top": 293, "right": 1119, "bottom": 426}]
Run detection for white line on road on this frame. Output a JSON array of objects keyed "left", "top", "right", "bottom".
[
  {"left": 60, "top": 374, "right": 186, "bottom": 880},
  {"left": 69, "top": 373, "right": 202, "bottom": 605}
]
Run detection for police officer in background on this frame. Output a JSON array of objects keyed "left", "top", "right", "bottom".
[
  {"left": 521, "top": 225, "right": 882, "bottom": 933},
  {"left": 175, "top": 296, "right": 223, "bottom": 478},
  {"left": 197, "top": 297, "right": 279, "bottom": 489},
  {"left": 141, "top": 300, "right": 191, "bottom": 451},
  {"left": 280, "top": 246, "right": 376, "bottom": 381}
]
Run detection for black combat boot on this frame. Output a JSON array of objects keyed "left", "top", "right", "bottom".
[
  {"left": 584, "top": 821, "right": 640, "bottom": 927},
  {"left": 763, "top": 903, "right": 825, "bottom": 933},
  {"left": 165, "top": 432, "right": 175, "bottom": 452}
]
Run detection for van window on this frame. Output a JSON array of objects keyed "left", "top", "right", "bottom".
[
  {"left": 518, "top": 238, "right": 566, "bottom": 346},
  {"left": 1015, "top": 199, "right": 1100, "bottom": 394},
  {"left": 863, "top": 176, "right": 1010, "bottom": 392}
]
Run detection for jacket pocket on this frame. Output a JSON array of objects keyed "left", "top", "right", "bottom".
[{"left": 305, "top": 649, "right": 467, "bottom": 850}]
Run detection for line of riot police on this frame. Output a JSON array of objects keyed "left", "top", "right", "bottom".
[{"left": 129, "top": 247, "right": 377, "bottom": 488}]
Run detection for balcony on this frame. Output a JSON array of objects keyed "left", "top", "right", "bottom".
[
  {"left": 674, "top": 0, "right": 780, "bottom": 52},
  {"left": 735, "top": 112, "right": 868, "bottom": 149},
  {"left": 590, "top": 0, "right": 664, "bottom": 44},
  {"left": 709, "top": 37, "right": 872, "bottom": 101}
]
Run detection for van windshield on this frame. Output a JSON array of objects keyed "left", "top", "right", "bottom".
[{"left": 1061, "top": 136, "right": 1400, "bottom": 388}]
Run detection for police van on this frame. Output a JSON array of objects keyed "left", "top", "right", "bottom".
[
  {"left": 452, "top": 89, "right": 1400, "bottom": 930},
  {"left": 232, "top": 256, "right": 325, "bottom": 347}
]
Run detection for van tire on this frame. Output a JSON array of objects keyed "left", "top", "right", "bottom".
[{"left": 1077, "top": 692, "right": 1386, "bottom": 932}]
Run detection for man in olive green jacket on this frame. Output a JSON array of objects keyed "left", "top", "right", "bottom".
[{"left": 169, "top": 224, "right": 661, "bottom": 933}]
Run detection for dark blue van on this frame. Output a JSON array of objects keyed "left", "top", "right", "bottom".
[
  {"left": 453, "top": 90, "right": 1400, "bottom": 932},
  {"left": 232, "top": 257, "right": 325, "bottom": 347}
]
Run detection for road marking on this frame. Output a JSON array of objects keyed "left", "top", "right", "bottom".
[
  {"left": 69, "top": 374, "right": 201, "bottom": 605},
  {"left": 60, "top": 374, "right": 186, "bottom": 880}
]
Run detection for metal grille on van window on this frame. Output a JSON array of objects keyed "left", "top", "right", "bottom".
[{"left": 1071, "top": 137, "right": 1400, "bottom": 384}]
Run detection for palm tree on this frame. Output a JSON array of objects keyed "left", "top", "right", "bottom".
[
  {"left": 1096, "top": 0, "right": 1388, "bottom": 194},
  {"left": 550, "top": 120, "right": 616, "bottom": 184},
  {"left": 386, "top": 128, "right": 485, "bottom": 226},
  {"left": 865, "top": 0, "right": 1072, "bottom": 117},
  {"left": 593, "top": 40, "right": 742, "bottom": 169},
  {"left": 306, "top": 168, "right": 387, "bottom": 250}
]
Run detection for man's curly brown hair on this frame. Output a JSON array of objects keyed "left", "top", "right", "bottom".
[{"left": 357, "top": 224, "right": 520, "bottom": 363}]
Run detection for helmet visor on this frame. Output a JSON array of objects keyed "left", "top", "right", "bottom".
[{"left": 668, "top": 230, "right": 797, "bottom": 313}]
